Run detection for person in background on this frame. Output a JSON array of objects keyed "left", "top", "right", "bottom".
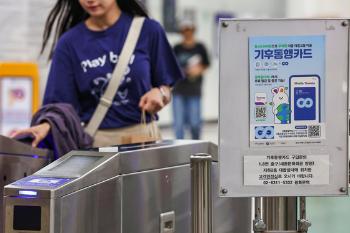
[
  {"left": 172, "top": 19, "right": 210, "bottom": 140},
  {"left": 11, "top": 0, "right": 183, "bottom": 150}
]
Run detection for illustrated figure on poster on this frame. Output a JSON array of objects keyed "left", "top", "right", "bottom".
[
  {"left": 9, "top": 88, "right": 25, "bottom": 106},
  {"left": 271, "top": 87, "right": 290, "bottom": 124}
]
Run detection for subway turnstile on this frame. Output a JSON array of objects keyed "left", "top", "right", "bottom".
[
  {"left": 0, "top": 135, "right": 52, "bottom": 233},
  {"left": 4, "top": 140, "right": 251, "bottom": 233}
]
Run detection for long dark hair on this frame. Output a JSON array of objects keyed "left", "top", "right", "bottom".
[{"left": 41, "top": 0, "right": 148, "bottom": 58}]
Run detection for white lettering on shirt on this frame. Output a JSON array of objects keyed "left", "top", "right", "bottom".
[
  {"left": 110, "top": 51, "right": 119, "bottom": 63},
  {"left": 80, "top": 52, "right": 135, "bottom": 73},
  {"left": 81, "top": 54, "right": 107, "bottom": 72}
]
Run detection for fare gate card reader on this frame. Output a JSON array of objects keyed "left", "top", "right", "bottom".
[
  {"left": 0, "top": 135, "right": 52, "bottom": 233},
  {"left": 4, "top": 150, "right": 118, "bottom": 233}
]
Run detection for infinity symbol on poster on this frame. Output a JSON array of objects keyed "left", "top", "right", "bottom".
[
  {"left": 255, "top": 126, "right": 275, "bottom": 139},
  {"left": 296, "top": 98, "right": 314, "bottom": 109}
]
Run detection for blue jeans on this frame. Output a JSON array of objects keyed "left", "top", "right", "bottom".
[{"left": 172, "top": 94, "right": 201, "bottom": 139}]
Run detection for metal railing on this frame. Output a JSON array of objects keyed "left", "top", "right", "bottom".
[
  {"left": 254, "top": 197, "right": 311, "bottom": 233},
  {"left": 191, "top": 153, "right": 212, "bottom": 233}
]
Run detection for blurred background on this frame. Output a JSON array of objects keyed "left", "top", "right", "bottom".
[
  {"left": 0, "top": 1, "right": 350, "bottom": 232},
  {"left": 2, "top": 0, "right": 350, "bottom": 140}
]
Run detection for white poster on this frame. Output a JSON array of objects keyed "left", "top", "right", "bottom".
[
  {"left": 249, "top": 36, "right": 326, "bottom": 147},
  {"left": 0, "top": 77, "right": 32, "bottom": 136},
  {"left": 244, "top": 154, "right": 329, "bottom": 186}
]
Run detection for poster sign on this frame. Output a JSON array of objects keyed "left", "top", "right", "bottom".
[
  {"left": 0, "top": 77, "right": 32, "bottom": 136},
  {"left": 219, "top": 19, "right": 348, "bottom": 197},
  {"left": 249, "top": 36, "right": 326, "bottom": 147},
  {"left": 244, "top": 154, "right": 329, "bottom": 186}
]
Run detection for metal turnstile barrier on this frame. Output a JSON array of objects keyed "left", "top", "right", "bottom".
[
  {"left": 0, "top": 135, "right": 52, "bottom": 233},
  {"left": 3, "top": 140, "right": 251, "bottom": 233}
]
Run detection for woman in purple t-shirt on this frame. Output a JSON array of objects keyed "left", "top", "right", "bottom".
[{"left": 12, "top": 0, "right": 183, "bottom": 148}]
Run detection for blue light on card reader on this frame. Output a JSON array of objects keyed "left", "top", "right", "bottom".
[{"left": 19, "top": 190, "right": 38, "bottom": 196}]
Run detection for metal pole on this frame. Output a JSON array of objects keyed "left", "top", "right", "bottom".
[
  {"left": 263, "top": 197, "right": 297, "bottom": 231},
  {"left": 255, "top": 197, "right": 263, "bottom": 220},
  {"left": 254, "top": 197, "right": 267, "bottom": 233},
  {"left": 299, "top": 197, "right": 306, "bottom": 220},
  {"left": 298, "top": 197, "right": 311, "bottom": 233},
  {"left": 191, "top": 153, "right": 212, "bottom": 233}
]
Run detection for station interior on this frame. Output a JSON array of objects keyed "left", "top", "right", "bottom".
[{"left": 1, "top": 1, "right": 350, "bottom": 233}]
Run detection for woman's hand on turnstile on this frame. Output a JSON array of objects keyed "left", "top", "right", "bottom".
[{"left": 10, "top": 122, "right": 51, "bottom": 147}]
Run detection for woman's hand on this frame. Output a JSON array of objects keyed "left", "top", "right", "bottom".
[
  {"left": 139, "top": 86, "right": 171, "bottom": 114},
  {"left": 10, "top": 122, "right": 51, "bottom": 147}
]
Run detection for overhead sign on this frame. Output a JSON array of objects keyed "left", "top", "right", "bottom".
[{"left": 219, "top": 19, "right": 349, "bottom": 197}]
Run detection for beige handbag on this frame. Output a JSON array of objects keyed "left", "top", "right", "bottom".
[{"left": 120, "top": 110, "right": 160, "bottom": 144}]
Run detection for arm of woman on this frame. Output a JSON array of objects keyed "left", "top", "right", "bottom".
[
  {"left": 11, "top": 122, "right": 51, "bottom": 147},
  {"left": 139, "top": 20, "right": 184, "bottom": 114},
  {"left": 43, "top": 38, "right": 80, "bottom": 108},
  {"left": 139, "top": 85, "right": 171, "bottom": 114},
  {"left": 11, "top": 38, "right": 79, "bottom": 147}
]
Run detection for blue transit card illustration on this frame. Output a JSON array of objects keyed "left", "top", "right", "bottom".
[{"left": 294, "top": 87, "right": 316, "bottom": 121}]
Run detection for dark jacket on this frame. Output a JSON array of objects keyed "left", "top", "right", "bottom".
[{"left": 32, "top": 103, "right": 93, "bottom": 159}]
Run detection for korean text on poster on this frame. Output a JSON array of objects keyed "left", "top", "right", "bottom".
[
  {"left": 249, "top": 36, "right": 326, "bottom": 147},
  {"left": 244, "top": 154, "right": 330, "bottom": 186}
]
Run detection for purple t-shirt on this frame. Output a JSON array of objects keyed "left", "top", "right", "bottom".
[{"left": 43, "top": 13, "right": 183, "bottom": 129}]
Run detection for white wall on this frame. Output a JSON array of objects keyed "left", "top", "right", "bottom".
[
  {"left": 0, "top": 0, "right": 47, "bottom": 60},
  {"left": 0, "top": 0, "right": 54, "bottom": 103},
  {"left": 287, "top": 0, "right": 350, "bottom": 18}
]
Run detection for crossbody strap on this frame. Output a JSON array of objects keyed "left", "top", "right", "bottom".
[{"left": 85, "top": 17, "right": 145, "bottom": 136}]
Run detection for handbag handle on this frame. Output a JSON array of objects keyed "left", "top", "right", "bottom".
[{"left": 141, "top": 110, "right": 157, "bottom": 138}]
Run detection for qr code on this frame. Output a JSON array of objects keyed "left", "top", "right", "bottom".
[
  {"left": 255, "top": 106, "right": 267, "bottom": 119},
  {"left": 308, "top": 125, "right": 321, "bottom": 138}
]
